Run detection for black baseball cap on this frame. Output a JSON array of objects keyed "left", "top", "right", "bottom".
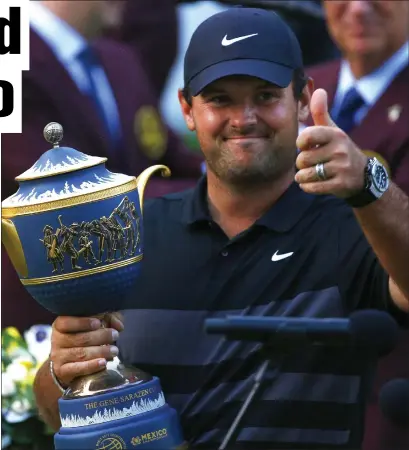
[{"left": 184, "top": 7, "right": 304, "bottom": 96}]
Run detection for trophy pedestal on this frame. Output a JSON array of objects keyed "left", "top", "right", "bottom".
[{"left": 54, "top": 360, "right": 186, "bottom": 449}]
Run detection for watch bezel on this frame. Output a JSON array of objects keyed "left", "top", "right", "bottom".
[
  {"left": 369, "top": 157, "right": 389, "bottom": 196},
  {"left": 345, "top": 157, "right": 389, "bottom": 208}
]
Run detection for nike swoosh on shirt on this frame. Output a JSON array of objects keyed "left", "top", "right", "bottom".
[
  {"left": 221, "top": 33, "right": 258, "bottom": 46},
  {"left": 271, "top": 250, "right": 294, "bottom": 262}
]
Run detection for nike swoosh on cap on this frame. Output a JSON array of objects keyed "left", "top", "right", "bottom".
[{"left": 221, "top": 33, "right": 258, "bottom": 46}]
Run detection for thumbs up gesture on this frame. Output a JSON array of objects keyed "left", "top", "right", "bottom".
[{"left": 295, "top": 89, "right": 368, "bottom": 198}]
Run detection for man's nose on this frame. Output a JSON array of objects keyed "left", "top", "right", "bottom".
[{"left": 229, "top": 103, "right": 258, "bottom": 128}]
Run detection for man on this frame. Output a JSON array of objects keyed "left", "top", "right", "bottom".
[
  {"left": 305, "top": 3, "right": 409, "bottom": 449},
  {"left": 1, "top": 0, "right": 203, "bottom": 331},
  {"left": 33, "top": 8, "right": 409, "bottom": 450}
]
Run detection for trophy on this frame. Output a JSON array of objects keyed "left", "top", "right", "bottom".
[{"left": 1, "top": 123, "right": 186, "bottom": 449}]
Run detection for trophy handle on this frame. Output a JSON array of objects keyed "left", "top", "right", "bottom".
[
  {"left": 1, "top": 219, "right": 28, "bottom": 278},
  {"left": 135, "top": 165, "right": 171, "bottom": 212}
]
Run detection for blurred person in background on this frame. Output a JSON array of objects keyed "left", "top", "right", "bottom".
[
  {"left": 1, "top": 0, "right": 203, "bottom": 331},
  {"left": 305, "top": 2, "right": 409, "bottom": 450}
]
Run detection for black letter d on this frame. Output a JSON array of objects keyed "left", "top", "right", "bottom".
[{"left": 0, "top": 7, "right": 21, "bottom": 55}]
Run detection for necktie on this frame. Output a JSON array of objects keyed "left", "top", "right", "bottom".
[
  {"left": 77, "top": 47, "right": 119, "bottom": 147},
  {"left": 333, "top": 87, "right": 365, "bottom": 133}
]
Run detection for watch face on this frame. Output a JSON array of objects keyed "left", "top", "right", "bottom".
[{"left": 372, "top": 163, "right": 389, "bottom": 192}]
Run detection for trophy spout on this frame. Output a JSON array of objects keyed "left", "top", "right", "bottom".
[
  {"left": 135, "top": 165, "right": 171, "bottom": 212},
  {"left": 1, "top": 219, "right": 28, "bottom": 278}
]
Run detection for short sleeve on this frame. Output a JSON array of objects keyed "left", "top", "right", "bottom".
[{"left": 337, "top": 208, "right": 408, "bottom": 328}]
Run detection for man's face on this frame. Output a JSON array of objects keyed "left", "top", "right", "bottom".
[
  {"left": 323, "top": 1, "right": 409, "bottom": 60},
  {"left": 179, "top": 76, "right": 308, "bottom": 188}
]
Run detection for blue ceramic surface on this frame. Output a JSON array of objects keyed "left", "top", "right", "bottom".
[
  {"left": 55, "top": 406, "right": 184, "bottom": 449},
  {"left": 55, "top": 377, "right": 185, "bottom": 449},
  {"left": 12, "top": 189, "right": 142, "bottom": 315}
]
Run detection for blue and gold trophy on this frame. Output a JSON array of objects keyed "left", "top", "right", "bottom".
[{"left": 1, "top": 123, "right": 186, "bottom": 450}]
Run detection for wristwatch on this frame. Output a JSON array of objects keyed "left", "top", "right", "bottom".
[{"left": 345, "top": 157, "right": 390, "bottom": 208}]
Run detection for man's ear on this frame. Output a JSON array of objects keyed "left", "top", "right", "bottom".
[
  {"left": 178, "top": 89, "right": 195, "bottom": 131},
  {"left": 298, "top": 77, "right": 314, "bottom": 123}
]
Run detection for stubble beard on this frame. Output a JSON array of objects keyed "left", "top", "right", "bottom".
[{"left": 205, "top": 141, "right": 298, "bottom": 191}]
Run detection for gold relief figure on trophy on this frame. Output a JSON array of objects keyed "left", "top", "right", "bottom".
[
  {"left": 128, "top": 200, "right": 141, "bottom": 250},
  {"left": 105, "top": 213, "right": 127, "bottom": 260},
  {"left": 40, "top": 225, "right": 65, "bottom": 274},
  {"left": 58, "top": 215, "right": 83, "bottom": 270},
  {"left": 88, "top": 219, "right": 114, "bottom": 264},
  {"left": 113, "top": 196, "right": 138, "bottom": 256},
  {"left": 78, "top": 223, "right": 99, "bottom": 266}
]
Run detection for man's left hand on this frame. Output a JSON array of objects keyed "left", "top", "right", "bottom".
[{"left": 295, "top": 88, "right": 368, "bottom": 198}]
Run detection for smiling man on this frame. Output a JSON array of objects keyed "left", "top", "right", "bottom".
[{"left": 33, "top": 8, "right": 409, "bottom": 450}]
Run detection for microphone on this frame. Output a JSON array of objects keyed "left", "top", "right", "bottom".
[
  {"left": 379, "top": 379, "right": 409, "bottom": 428},
  {"left": 205, "top": 310, "right": 398, "bottom": 356}
]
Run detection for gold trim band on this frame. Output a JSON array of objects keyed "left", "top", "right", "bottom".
[
  {"left": 21, "top": 254, "right": 143, "bottom": 285},
  {"left": 2, "top": 179, "right": 137, "bottom": 219}
]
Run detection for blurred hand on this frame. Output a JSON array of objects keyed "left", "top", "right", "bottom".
[
  {"left": 50, "top": 313, "right": 124, "bottom": 387},
  {"left": 295, "top": 88, "right": 368, "bottom": 198}
]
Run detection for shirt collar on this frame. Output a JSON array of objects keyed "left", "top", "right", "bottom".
[
  {"left": 30, "top": 2, "right": 87, "bottom": 63},
  {"left": 181, "top": 177, "right": 316, "bottom": 233},
  {"left": 337, "top": 41, "right": 409, "bottom": 106}
]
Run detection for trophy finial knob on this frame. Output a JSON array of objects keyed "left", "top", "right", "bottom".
[{"left": 43, "top": 122, "right": 63, "bottom": 147}]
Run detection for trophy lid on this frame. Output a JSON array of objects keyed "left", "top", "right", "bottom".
[
  {"left": 2, "top": 122, "right": 134, "bottom": 213},
  {"left": 16, "top": 122, "right": 107, "bottom": 181}
]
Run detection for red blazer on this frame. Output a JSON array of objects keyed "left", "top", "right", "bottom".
[
  {"left": 1, "top": 30, "right": 202, "bottom": 331},
  {"left": 306, "top": 59, "right": 409, "bottom": 450}
]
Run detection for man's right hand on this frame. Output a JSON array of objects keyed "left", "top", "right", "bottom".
[{"left": 50, "top": 314, "right": 124, "bottom": 387}]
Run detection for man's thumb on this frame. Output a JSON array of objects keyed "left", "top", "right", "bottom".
[{"left": 310, "top": 88, "right": 337, "bottom": 127}]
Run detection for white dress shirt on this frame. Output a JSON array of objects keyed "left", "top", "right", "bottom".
[
  {"left": 331, "top": 41, "right": 409, "bottom": 125},
  {"left": 29, "top": 2, "right": 121, "bottom": 142}
]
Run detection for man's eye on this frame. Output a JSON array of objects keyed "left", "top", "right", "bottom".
[
  {"left": 257, "top": 92, "right": 278, "bottom": 102},
  {"left": 208, "top": 95, "right": 229, "bottom": 104}
]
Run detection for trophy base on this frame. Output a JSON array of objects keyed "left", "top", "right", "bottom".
[{"left": 54, "top": 359, "right": 186, "bottom": 449}]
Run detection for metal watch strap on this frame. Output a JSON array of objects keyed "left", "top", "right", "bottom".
[{"left": 49, "top": 359, "right": 66, "bottom": 394}]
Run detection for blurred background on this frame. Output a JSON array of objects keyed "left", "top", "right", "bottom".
[{"left": 1, "top": 1, "right": 407, "bottom": 450}]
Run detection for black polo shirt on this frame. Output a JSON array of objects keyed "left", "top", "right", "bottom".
[{"left": 118, "top": 177, "right": 406, "bottom": 450}]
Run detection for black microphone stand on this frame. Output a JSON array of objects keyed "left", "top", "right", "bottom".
[
  {"left": 218, "top": 342, "right": 295, "bottom": 450},
  {"left": 204, "top": 312, "right": 398, "bottom": 450},
  {"left": 218, "top": 358, "right": 270, "bottom": 449}
]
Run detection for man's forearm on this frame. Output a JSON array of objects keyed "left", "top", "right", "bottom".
[
  {"left": 354, "top": 182, "right": 409, "bottom": 307},
  {"left": 33, "top": 359, "right": 63, "bottom": 431}
]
